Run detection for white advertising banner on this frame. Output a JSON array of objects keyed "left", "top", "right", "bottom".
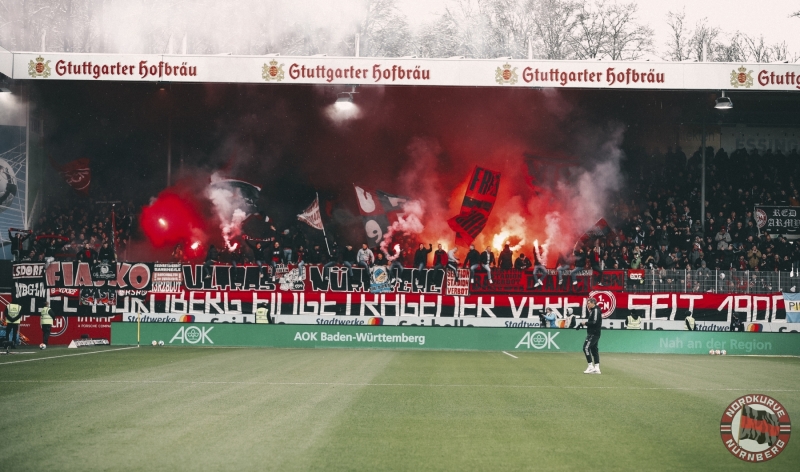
[
  {"left": 7, "top": 51, "right": 800, "bottom": 91},
  {"left": 274, "top": 314, "right": 799, "bottom": 332},
  {"left": 720, "top": 127, "right": 800, "bottom": 155}
]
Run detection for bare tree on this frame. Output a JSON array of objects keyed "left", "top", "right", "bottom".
[
  {"left": 571, "top": 0, "right": 607, "bottom": 59},
  {"left": 358, "top": 0, "right": 413, "bottom": 57},
  {"left": 485, "top": 0, "right": 536, "bottom": 59},
  {"left": 417, "top": 0, "right": 501, "bottom": 58},
  {"left": 664, "top": 9, "right": 691, "bottom": 61},
  {"left": 743, "top": 34, "right": 771, "bottom": 62},
  {"left": 531, "top": 0, "right": 580, "bottom": 59},
  {"left": 710, "top": 33, "right": 747, "bottom": 63},
  {"left": 602, "top": 1, "right": 652, "bottom": 60},
  {"left": 688, "top": 18, "right": 719, "bottom": 61}
]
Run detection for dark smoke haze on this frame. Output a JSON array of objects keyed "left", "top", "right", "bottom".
[{"left": 34, "top": 82, "right": 643, "bottom": 262}]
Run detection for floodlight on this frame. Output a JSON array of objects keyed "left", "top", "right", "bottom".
[
  {"left": 715, "top": 91, "right": 733, "bottom": 110},
  {"left": 336, "top": 92, "right": 354, "bottom": 104}
]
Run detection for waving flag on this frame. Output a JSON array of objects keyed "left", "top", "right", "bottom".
[
  {"left": 448, "top": 167, "right": 501, "bottom": 245},
  {"left": 298, "top": 195, "right": 324, "bottom": 230},
  {"left": 354, "top": 185, "right": 409, "bottom": 246},
  {"left": 784, "top": 292, "right": 800, "bottom": 323},
  {"left": 575, "top": 218, "right": 612, "bottom": 247},
  {"left": 57, "top": 158, "right": 91, "bottom": 196}
]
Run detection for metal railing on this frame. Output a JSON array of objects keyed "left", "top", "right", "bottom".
[{"left": 625, "top": 269, "right": 800, "bottom": 294}]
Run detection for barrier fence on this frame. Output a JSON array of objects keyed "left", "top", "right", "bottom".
[{"left": 624, "top": 269, "right": 800, "bottom": 294}]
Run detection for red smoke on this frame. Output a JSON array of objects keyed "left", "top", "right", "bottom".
[
  {"left": 140, "top": 190, "right": 208, "bottom": 253},
  {"left": 130, "top": 85, "right": 624, "bottom": 265}
]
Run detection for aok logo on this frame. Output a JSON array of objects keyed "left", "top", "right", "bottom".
[
  {"left": 170, "top": 326, "right": 214, "bottom": 344},
  {"left": 515, "top": 331, "right": 560, "bottom": 350},
  {"left": 294, "top": 332, "right": 318, "bottom": 341}
]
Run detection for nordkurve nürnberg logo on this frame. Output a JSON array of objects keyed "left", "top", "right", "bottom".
[{"left": 720, "top": 394, "right": 791, "bottom": 462}]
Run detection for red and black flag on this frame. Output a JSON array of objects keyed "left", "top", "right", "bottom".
[
  {"left": 55, "top": 158, "right": 92, "bottom": 196},
  {"left": 448, "top": 167, "right": 501, "bottom": 245},
  {"left": 353, "top": 185, "right": 409, "bottom": 246},
  {"left": 739, "top": 406, "right": 780, "bottom": 446},
  {"left": 575, "top": 218, "right": 612, "bottom": 247}
]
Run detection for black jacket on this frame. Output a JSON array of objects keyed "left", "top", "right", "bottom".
[
  {"left": 341, "top": 247, "right": 357, "bottom": 264},
  {"left": 245, "top": 239, "right": 267, "bottom": 261},
  {"left": 499, "top": 248, "right": 513, "bottom": 269},
  {"left": 464, "top": 249, "right": 480, "bottom": 267},
  {"left": 586, "top": 306, "right": 602, "bottom": 336},
  {"left": 413, "top": 245, "right": 432, "bottom": 266},
  {"left": 514, "top": 256, "right": 532, "bottom": 270},
  {"left": 480, "top": 250, "right": 495, "bottom": 266}
]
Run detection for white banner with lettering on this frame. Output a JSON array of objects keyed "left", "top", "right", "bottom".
[{"left": 5, "top": 52, "right": 800, "bottom": 91}]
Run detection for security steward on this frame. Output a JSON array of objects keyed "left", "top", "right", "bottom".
[
  {"left": 4, "top": 302, "right": 22, "bottom": 350},
  {"left": 255, "top": 302, "right": 271, "bottom": 324},
  {"left": 626, "top": 310, "right": 642, "bottom": 330},
  {"left": 40, "top": 301, "right": 54, "bottom": 347},
  {"left": 684, "top": 311, "right": 696, "bottom": 331}
]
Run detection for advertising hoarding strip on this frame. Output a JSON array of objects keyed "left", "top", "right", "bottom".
[{"left": 112, "top": 323, "right": 800, "bottom": 356}]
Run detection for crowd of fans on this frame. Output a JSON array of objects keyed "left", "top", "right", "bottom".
[
  {"left": 7, "top": 199, "right": 136, "bottom": 264},
  {"left": 16, "top": 146, "right": 800, "bottom": 288},
  {"left": 605, "top": 145, "right": 800, "bottom": 275}
]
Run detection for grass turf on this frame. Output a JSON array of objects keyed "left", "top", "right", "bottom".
[{"left": 0, "top": 346, "right": 798, "bottom": 471}]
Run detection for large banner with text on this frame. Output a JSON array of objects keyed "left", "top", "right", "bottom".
[{"left": 11, "top": 262, "right": 794, "bottom": 327}]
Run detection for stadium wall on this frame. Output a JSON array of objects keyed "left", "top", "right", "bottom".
[{"left": 111, "top": 323, "right": 800, "bottom": 356}]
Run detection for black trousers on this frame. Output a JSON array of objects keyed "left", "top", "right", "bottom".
[
  {"left": 583, "top": 334, "right": 600, "bottom": 364},
  {"left": 42, "top": 325, "right": 52, "bottom": 345},
  {"left": 6, "top": 324, "right": 20, "bottom": 347}
]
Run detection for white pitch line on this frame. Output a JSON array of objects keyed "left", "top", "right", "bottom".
[
  {"left": 502, "top": 351, "right": 518, "bottom": 359},
  {"left": 0, "top": 346, "right": 139, "bottom": 365},
  {"left": 0, "top": 379, "right": 798, "bottom": 392}
]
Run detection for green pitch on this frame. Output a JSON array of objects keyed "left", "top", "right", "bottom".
[{"left": 1, "top": 346, "right": 798, "bottom": 471}]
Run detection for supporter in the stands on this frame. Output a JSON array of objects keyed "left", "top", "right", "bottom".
[
  {"left": 98, "top": 240, "right": 115, "bottom": 262},
  {"left": 432, "top": 244, "right": 447, "bottom": 270},
  {"left": 464, "top": 244, "right": 481, "bottom": 281},
  {"left": 498, "top": 244, "right": 513, "bottom": 269},
  {"left": 514, "top": 253, "right": 532, "bottom": 271}
]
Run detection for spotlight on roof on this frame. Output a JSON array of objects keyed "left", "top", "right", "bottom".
[
  {"left": 335, "top": 92, "right": 354, "bottom": 105},
  {"left": 715, "top": 91, "right": 733, "bottom": 110}
]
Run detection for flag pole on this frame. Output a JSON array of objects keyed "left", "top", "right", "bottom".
[{"left": 318, "top": 193, "right": 332, "bottom": 257}]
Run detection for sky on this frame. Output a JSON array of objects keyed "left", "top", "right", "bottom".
[{"left": 397, "top": 0, "right": 800, "bottom": 60}]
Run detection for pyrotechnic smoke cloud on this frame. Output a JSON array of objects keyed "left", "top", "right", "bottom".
[{"left": 144, "top": 86, "right": 627, "bottom": 263}]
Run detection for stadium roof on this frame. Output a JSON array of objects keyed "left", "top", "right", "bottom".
[{"left": 2, "top": 46, "right": 799, "bottom": 91}]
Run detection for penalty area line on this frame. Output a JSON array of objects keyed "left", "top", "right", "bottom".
[
  {"left": 0, "top": 346, "right": 139, "bottom": 365},
  {"left": 502, "top": 351, "right": 518, "bottom": 359}
]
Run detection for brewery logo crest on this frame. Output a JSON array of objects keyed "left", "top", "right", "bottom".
[
  {"left": 28, "top": 56, "right": 51, "bottom": 78},
  {"left": 730, "top": 65, "right": 753, "bottom": 88},
  {"left": 495, "top": 63, "right": 518, "bottom": 85},
  {"left": 262, "top": 59, "right": 285, "bottom": 82},
  {"left": 720, "top": 394, "right": 791, "bottom": 462}
]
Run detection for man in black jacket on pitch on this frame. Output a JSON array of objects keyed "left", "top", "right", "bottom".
[{"left": 577, "top": 297, "right": 602, "bottom": 374}]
